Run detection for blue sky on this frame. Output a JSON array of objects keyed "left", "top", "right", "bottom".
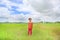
[
  {"left": 9, "top": 0, "right": 23, "bottom": 4},
  {"left": 0, "top": 0, "right": 31, "bottom": 22},
  {"left": 0, "top": 0, "right": 60, "bottom": 22}
]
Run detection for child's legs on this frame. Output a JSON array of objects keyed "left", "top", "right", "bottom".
[
  {"left": 30, "top": 29, "right": 32, "bottom": 35},
  {"left": 28, "top": 28, "right": 32, "bottom": 35}
]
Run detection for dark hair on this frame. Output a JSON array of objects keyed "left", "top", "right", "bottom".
[{"left": 28, "top": 18, "right": 32, "bottom": 20}]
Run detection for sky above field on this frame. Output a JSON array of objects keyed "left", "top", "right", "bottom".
[{"left": 0, "top": 0, "right": 60, "bottom": 22}]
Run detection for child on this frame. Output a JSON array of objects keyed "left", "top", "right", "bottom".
[{"left": 28, "top": 18, "right": 33, "bottom": 36}]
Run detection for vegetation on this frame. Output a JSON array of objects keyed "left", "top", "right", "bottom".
[{"left": 0, "top": 23, "right": 60, "bottom": 40}]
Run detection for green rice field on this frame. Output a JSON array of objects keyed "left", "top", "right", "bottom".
[{"left": 0, "top": 23, "right": 60, "bottom": 40}]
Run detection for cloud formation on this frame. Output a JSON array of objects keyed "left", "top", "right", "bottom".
[
  {"left": 29, "top": 0, "right": 60, "bottom": 22},
  {"left": 0, "top": 0, "right": 60, "bottom": 22}
]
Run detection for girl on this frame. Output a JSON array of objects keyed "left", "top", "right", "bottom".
[{"left": 28, "top": 18, "right": 33, "bottom": 36}]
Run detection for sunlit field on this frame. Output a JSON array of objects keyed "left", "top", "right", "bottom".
[{"left": 0, "top": 23, "right": 60, "bottom": 40}]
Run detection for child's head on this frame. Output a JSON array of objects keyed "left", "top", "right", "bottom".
[{"left": 28, "top": 18, "right": 32, "bottom": 21}]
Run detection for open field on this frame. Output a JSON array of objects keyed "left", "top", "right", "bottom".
[{"left": 0, "top": 23, "right": 60, "bottom": 40}]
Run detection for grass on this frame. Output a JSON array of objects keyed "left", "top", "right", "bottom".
[{"left": 0, "top": 23, "right": 60, "bottom": 40}]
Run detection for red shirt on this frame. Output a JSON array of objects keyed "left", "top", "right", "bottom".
[{"left": 28, "top": 22, "right": 33, "bottom": 29}]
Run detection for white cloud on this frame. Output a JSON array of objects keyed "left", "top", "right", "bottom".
[
  {"left": 0, "top": 7, "right": 10, "bottom": 22},
  {"left": 0, "top": 0, "right": 60, "bottom": 22},
  {"left": 0, "top": 7, "right": 10, "bottom": 17},
  {"left": 29, "top": 0, "right": 60, "bottom": 22}
]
